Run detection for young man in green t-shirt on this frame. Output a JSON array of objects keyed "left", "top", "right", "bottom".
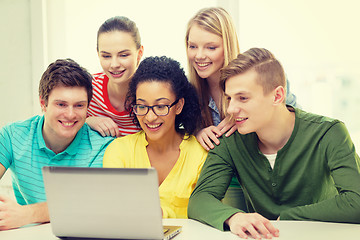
[{"left": 188, "top": 48, "right": 360, "bottom": 239}]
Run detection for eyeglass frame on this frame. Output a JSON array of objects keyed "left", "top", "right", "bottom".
[{"left": 132, "top": 99, "right": 180, "bottom": 116}]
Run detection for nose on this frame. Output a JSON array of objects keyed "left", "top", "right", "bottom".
[
  {"left": 65, "top": 107, "right": 76, "bottom": 119},
  {"left": 195, "top": 48, "right": 205, "bottom": 60},
  {"left": 227, "top": 99, "right": 239, "bottom": 116},
  {"left": 144, "top": 108, "right": 158, "bottom": 122},
  {"left": 110, "top": 56, "right": 121, "bottom": 69}
]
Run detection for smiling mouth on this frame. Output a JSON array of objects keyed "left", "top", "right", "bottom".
[
  {"left": 196, "top": 62, "right": 211, "bottom": 68},
  {"left": 110, "top": 70, "right": 125, "bottom": 76},
  {"left": 146, "top": 123, "right": 162, "bottom": 129},
  {"left": 235, "top": 117, "right": 248, "bottom": 122},
  {"left": 59, "top": 121, "right": 76, "bottom": 127}
]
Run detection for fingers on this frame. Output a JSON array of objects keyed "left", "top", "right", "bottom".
[
  {"left": 217, "top": 117, "right": 236, "bottom": 137},
  {"left": 265, "top": 221, "right": 280, "bottom": 237},
  {"left": 196, "top": 126, "right": 221, "bottom": 151},
  {"left": 225, "top": 124, "right": 237, "bottom": 137},
  {"left": 87, "top": 117, "right": 120, "bottom": 137},
  {"left": 228, "top": 213, "right": 279, "bottom": 240}
]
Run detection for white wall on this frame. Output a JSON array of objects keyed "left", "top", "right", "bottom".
[
  {"left": 0, "top": 0, "right": 33, "bottom": 127},
  {"left": 45, "top": 0, "right": 221, "bottom": 74}
]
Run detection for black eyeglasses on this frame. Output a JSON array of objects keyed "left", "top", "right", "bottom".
[{"left": 133, "top": 99, "right": 179, "bottom": 116}]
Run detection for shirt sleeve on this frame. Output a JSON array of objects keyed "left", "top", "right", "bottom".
[
  {"left": 0, "top": 125, "right": 13, "bottom": 169},
  {"left": 188, "top": 141, "right": 244, "bottom": 231},
  {"left": 280, "top": 122, "right": 360, "bottom": 223}
]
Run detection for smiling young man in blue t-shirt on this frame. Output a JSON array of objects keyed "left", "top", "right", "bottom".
[{"left": 0, "top": 59, "right": 113, "bottom": 230}]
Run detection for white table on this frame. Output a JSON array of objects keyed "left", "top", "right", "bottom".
[{"left": 0, "top": 219, "right": 359, "bottom": 240}]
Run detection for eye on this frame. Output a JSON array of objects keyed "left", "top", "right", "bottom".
[
  {"left": 75, "top": 104, "right": 85, "bottom": 108},
  {"left": 137, "top": 105, "right": 147, "bottom": 110},
  {"left": 57, "top": 103, "right": 66, "bottom": 107},
  {"left": 155, "top": 105, "right": 167, "bottom": 110},
  {"left": 239, "top": 96, "right": 248, "bottom": 101},
  {"left": 188, "top": 45, "right": 197, "bottom": 49},
  {"left": 208, "top": 46, "right": 217, "bottom": 50},
  {"left": 119, "top": 53, "right": 129, "bottom": 58}
]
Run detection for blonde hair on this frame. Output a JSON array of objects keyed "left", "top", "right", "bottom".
[{"left": 185, "top": 7, "right": 240, "bottom": 128}]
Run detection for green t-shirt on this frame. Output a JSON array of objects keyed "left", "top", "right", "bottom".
[{"left": 188, "top": 108, "right": 360, "bottom": 230}]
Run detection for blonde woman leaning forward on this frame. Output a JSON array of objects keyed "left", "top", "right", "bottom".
[
  {"left": 185, "top": 7, "right": 299, "bottom": 211},
  {"left": 103, "top": 56, "right": 207, "bottom": 218}
]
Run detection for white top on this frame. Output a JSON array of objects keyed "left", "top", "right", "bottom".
[{"left": 264, "top": 153, "right": 277, "bottom": 169}]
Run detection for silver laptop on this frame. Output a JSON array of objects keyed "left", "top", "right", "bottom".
[{"left": 42, "top": 166, "right": 181, "bottom": 239}]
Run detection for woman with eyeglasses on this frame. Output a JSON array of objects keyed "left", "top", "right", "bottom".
[{"left": 103, "top": 56, "right": 208, "bottom": 218}]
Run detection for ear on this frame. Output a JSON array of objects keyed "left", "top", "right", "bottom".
[
  {"left": 39, "top": 96, "right": 47, "bottom": 112},
  {"left": 175, "top": 98, "right": 185, "bottom": 115},
  {"left": 137, "top": 46, "right": 144, "bottom": 65},
  {"left": 273, "top": 86, "right": 285, "bottom": 105}
]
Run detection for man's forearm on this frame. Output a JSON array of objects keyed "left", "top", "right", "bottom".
[{"left": 23, "top": 202, "right": 50, "bottom": 225}]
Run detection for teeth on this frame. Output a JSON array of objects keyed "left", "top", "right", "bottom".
[
  {"left": 147, "top": 123, "right": 161, "bottom": 129},
  {"left": 63, "top": 122, "right": 75, "bottom": 126},
  {"left": 197, "top": 62, "right": 210, "bottom": 67},
  {"left": 236, "top": 117, "right": 247, "bottom": 121},
  {"left": 111, "top": 70, "right": 124, "bottom": 75}
]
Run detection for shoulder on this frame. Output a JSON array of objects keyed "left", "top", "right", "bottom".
[
  {"left": 1, "top": 115, "right": 41, "bottom": 136},
  {"left": 92, "top": 72, "right": 107, "bottom": 81},
  {"left": 295, "top": 107, "right": 342, "bottom": 133},
  {"left": 181, "top": 135, "right": 208, "bottom": 157},
  {"left": 91, "top": 72, "right": 107, "bottom": 87}
]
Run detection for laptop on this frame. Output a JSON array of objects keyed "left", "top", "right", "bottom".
[{"left": 42, "top": 166, "right": 182, "bottom": 240}]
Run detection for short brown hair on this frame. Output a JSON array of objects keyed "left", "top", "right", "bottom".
[
  {"left": 39, "top": 59, "right": 93, "bottom": 106},
  {"left": 220, "top": 48, "right": 286, "bottom": 95}
]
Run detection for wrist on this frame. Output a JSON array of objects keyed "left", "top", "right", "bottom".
[{"left": 225, "top": 212, "right": 243, "bottom": 226}]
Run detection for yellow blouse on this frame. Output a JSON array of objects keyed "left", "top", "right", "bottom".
[{"left": 103, "top": 131, "right": 207, "bottom": 218}]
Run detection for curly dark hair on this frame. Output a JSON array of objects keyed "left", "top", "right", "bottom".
[{"left": 125, "top": 56, "right": 200, "bottom": 136}]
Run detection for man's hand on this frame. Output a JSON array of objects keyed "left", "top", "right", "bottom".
[
  {"left": 86, "top": 116, "right": 120, "bottom": 137},
  {"left": 225, "top": 212, "right": 279, "bottom": 239},
  {"left": 0, "top": 195, "right": 30, "bottom": 230},
  {"left": 195, "top": 116, "right": 237, "bottom": 151},
  {"left": 0, "top": 195, "right": 49, "bottom": 230}
]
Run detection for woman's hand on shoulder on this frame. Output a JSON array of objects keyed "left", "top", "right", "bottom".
[
  {"left": 195, "top": 125, "right": 222, "bottom": 151},
  {"left": 217, "top": 115, "right": 237, "bottom": 137},
  {"left": 86, "top": 116, "right": 120, "bottom": 137},
  {"left": 195, "top": 116, "right": 237, "bottom": 151}
]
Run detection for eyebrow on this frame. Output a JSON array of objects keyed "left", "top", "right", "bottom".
[
  {"left": 54, "top": 100, "right": 88, "bottom": 104},
  {"left": 136, "top": 97, "right": 171, "bottom": 103},
  {"left": 100, "top": 49, "right": 131, "bottom": 54},
  {"left": 224, "top": 92, "right": 250, "bottom": 97},
  {"left": 188, "top": 40, "right": 219, "bottom": 45}
]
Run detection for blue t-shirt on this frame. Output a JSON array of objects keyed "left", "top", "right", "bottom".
[{"left": 0, "top": 115, "right": 113, "bottom": 205}]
